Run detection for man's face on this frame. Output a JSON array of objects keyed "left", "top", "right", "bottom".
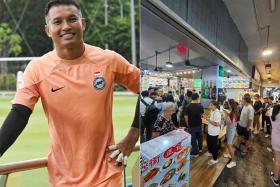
[{"left": 45, "top": 5, "right": 86, "bottom": 48}]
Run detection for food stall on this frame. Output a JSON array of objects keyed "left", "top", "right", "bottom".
[{"left": 141, "top": 130, "right": 191, "bottom": 187}]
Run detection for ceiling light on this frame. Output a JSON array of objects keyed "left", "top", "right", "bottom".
[
  {"left": 227, "top": 69, "right": 231, "bottom": 73},
  {"left": 262, "top": 48, "right": 273, "bottom": 56},
  {"left": 192, "top": 70, "right": 196, "bottom": 73},
  {"left": 184, "top": 71, "right": 187, "bottom": 74},
  {"left": 165, "top": 61, "right": 173, "bottom": 68},
  {"left": 188, "top": 71, "right": 191, "bottom": 74}
]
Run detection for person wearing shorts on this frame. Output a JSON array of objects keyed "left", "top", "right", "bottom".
[
  {"left": 271, "top": 104, "right": 280, "bottom": 186},
  {"left": 0, "top": 1, "right": 140, "bottom": 186},
  {"left": 237, "top": 94, "right": 254, "bottom": 156},
  {"left": 223, "top": 99, "right": 240, "bottom": 168}
]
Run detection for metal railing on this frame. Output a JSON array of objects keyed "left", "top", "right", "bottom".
[{"left": 0, "top": 144, "right": 140, "bottom": 187}]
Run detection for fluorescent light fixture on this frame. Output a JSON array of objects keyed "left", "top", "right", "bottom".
[
  {"left": 165, "top": 61, "right": 173, "bottom": 68},
  {"left": 262, "top": 48, "right": 273, "bottom": 56}
]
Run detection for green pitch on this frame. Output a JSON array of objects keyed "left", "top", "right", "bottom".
[{"left": 0, "top": 95, "right": 138, "bottom": 186}]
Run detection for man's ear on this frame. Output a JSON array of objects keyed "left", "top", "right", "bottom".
[
  {"left": 81, "top": 18, "right": 86, "bottom": 32},
  {"left": 44, "top": 25, "right": 51, "bottom": 37}
]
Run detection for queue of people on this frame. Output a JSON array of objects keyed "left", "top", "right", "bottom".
[{"left": 140, "top": 87, "right": 280, "bottom": 185}]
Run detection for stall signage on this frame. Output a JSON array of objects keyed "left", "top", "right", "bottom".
[
  {"left": 193, "top": 79, "right": 202, "bottom": 88},
  {"left": 219, "top": 66, "right": 224, "bottom": 77},
  {"left": 163, "top": 143, "right": 182, "bottom": 158},
  {"left": 141, "top": 155, "right": 160, "bottom": 171}
]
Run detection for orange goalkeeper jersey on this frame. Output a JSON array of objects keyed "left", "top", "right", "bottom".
[{"left": 13, "top": 44, "right": 140, "bottom": 186}]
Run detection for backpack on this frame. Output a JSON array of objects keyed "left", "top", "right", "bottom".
[{"left": 141, "top": 98, "right": 159, "bottom": 124}]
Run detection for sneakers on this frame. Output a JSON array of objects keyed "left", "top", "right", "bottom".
[
  {"left": 265, "top": 134, "right": 270, "bottom": 138},
  {"left": 208, "top": 159, "right": 218, "bottom": 165},
  {"left": 191, "top": 154, "right": 199, "bottom": 158},
  {"left": 199, "top": 149, "right": 203, "bottom": 153},
  {"left": 259, "top": 127, "right": 264, "bottom": 131},
  {"left": 204, "top": 152, "right": 212, "bottom": 157},
  {"left": 223, "top": 153, "right": 231, "bottom": 158},
  {"left": 253, "top": 130, "right": 258, "bottom": 134},
  {"left": 226, "top": 161, "right": 236, "bottom": 168},
  {"left": 271, "top": 171, "right": 279, "bottom": 186}
]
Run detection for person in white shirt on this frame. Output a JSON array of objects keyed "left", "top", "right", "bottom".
[
  {"left": 203, "top": 100, "right": 221, "bottom": 165},
  {"left": 265, "top": 96, "right": 274, "bottom": 138},
  {"left": 236, "top": 94, "right": 254, "bottom": 156}
]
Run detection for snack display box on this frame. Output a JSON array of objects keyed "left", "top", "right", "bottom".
[{"left": 141, "top": 130, "right": 191, "bottom": 187}]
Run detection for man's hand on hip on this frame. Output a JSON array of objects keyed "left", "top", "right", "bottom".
[{"left": 106, "top": 127, "right": 139, "bottom": 167}]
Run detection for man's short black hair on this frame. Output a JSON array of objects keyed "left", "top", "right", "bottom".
[
  {"left": 45, "top": 0, "right": 80, "bottom": 16},
  {"left": 141, "top": 90, "right": 149, "bottom": 97},
  {"left": 191, "top": 93, "right": 199, "bottom": 100},
  {"left": 269, "top": 96, "right": 274, "bottom": 101},
  {"left": 186, "top": 90, "right": 193, "bottom": 98}
]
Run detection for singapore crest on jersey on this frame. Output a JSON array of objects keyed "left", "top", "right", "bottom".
[{"left": 93, "top": 73, "right": 106, "bottom": 90}]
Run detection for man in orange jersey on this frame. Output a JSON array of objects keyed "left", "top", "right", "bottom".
[{"left": 0, "top": 0, "right": 140, "bottom": 186}]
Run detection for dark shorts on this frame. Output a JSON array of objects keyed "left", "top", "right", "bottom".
[{"left": 237, "top": 124, "right": 251, "bottom": 141}]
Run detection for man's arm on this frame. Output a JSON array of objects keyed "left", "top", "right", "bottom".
[
  {"left": 107, "top": 96, "right": 139, "bottom": 166},
  {"left": 0, "top": 104, "right": 32, "bottom": 157},
  {"left": 247, "top": 108, "right": 254, "bottom": 130}
]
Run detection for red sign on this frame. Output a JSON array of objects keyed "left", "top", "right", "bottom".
[
  {"left": 176, "top": 42, "right": 188, "bottom": 55},
  {"left": 163, "top": 143, "right": 182, "bottom": 158}
]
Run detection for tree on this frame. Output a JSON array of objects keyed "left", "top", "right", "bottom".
[
  {"left": 0, "top": 22, "right": 22, "bottom": 75},
  {"left": 0, "top": 22, "right": 22, "bottom": 90},
  {"left": 0, "top": 22, "right": 22, "bottom": 57}
]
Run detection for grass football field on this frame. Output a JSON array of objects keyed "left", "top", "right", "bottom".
[{"left": 0, "top": 95, "right": 138, "bottom": 187}]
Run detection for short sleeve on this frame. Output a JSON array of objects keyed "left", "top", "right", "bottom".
[
  {"left": 112, "top": 52, "right": 140, "bottom": 93},
  {"left": 213, "top": 111, "right": 222, "bottom": 124},
  {"left": 248, "top": 107, "right": 254, "bottom": 120},
  {"left": 12, "top": 61, "right": 40, "bottom": 110}
]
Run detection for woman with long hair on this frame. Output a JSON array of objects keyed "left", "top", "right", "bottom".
[{"left": 223, "top": 99, "right": 240, "bottom": 168}]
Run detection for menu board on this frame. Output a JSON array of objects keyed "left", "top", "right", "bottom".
[
  {"left": 181, "top": 79, "right": 194, "bottom": 89},
  {"left": 169, "top": 78, "right": 179, "bottom": 90},
  {"left": 141, "top": 75, "right": 168, "bottom": 90},
  {"left": 223, "top": 77, "right": 250, "bottom": 89}
]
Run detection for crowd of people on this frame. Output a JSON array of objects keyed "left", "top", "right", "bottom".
[{"left": 140, "top": 87, "right": 280, "bottom": 186}]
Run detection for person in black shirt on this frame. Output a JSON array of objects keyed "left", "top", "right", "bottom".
[
  {"left": 253, "top": 94, "right": 263, "bottom": 134},
  {"left": 261, "top": 97, "right": 268, "bottom": 130},
  {"left": 184, "top": 93, "right": 204, "bottom": 156},
  {"left": 179, "top": 90, "right": 193, "bottom": 128}
]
